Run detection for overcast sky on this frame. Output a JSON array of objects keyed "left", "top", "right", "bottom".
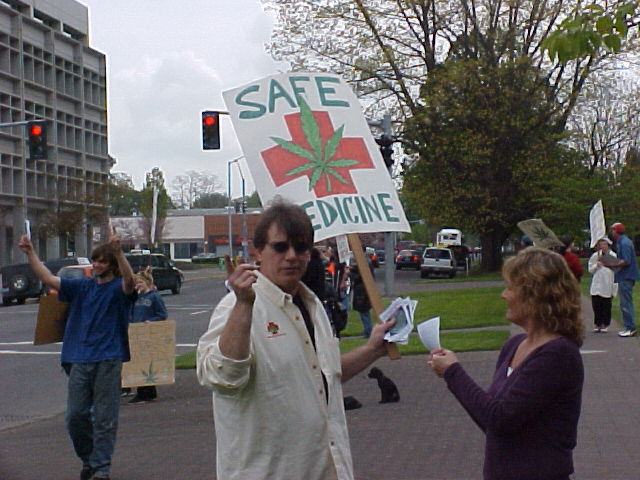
[{"left": 79, "top": 0, "right": 283, "bottom": 196}]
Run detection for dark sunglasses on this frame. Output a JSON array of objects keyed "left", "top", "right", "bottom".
[{"left": 269, "top": 241, "right": 309, "bottom": 254}]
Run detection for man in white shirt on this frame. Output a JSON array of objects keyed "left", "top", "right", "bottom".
[{"left": 197, "top": 201, "right": 394, "bottom": 480}]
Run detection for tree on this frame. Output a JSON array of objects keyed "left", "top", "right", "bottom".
[
  {"left": 109, "top": 172, "right": 141, "bottom": 216},
  {"left": 169, "top": 170, "right": 221, "bottom": 209},
  {"left": 192, "top": 192, "right": 229, "bottom": 209},
  {"left": 264, "top": 0, "right": 634, "bottom": 269},
  {"left": 403, "top": 58, "right": 579, "bottom": 270},
  {"left": 543, "top": 2, "right": 639, "bottom": 62},
  {"left": 139, "top": 167, "right": 172, "bottom": 249}
]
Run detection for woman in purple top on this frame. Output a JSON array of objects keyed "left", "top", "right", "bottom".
[{"left": 430, "top": 247, "right": 584, "bottom": 480}]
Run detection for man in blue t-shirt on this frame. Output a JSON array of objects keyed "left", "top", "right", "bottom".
[
  {"left": 19, "top": 228, "right": 135, "bottom": 480},
  {"left": 610, "top": 222, "right": 640, "bottom": 337}
]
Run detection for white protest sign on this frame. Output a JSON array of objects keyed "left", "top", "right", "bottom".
[
  {"left": 223, "top": 72, "right": 410, "bottom": 242},
  {"left": 589, "top": 200, "right": 606, "bottom": 248},
  {"left": 335, "top": 234, "right": 351, "bottom": 263}
]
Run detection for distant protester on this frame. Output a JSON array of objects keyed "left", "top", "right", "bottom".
[
  {"left": 559, "top": 235, "right": 583, "bottom": 281},
  {"left": 609, "top": 223, "right": 639, "bottom": 337},
  {"left": 128, "top": 268, "right": 168, "bottom": 404},
  {"left": 588, "top": 238, "right": 617, "bottom": 333},
  {"left": 429, "top": 247, "right": 584, "bottom": 480}
]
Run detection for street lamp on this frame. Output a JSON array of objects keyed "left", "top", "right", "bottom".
[{"left": 227, "top": 156, "right": 246, "bottom": 260}]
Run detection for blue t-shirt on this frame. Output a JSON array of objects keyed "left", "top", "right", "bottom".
[
  {"left": 614, "top": 234, "right": 640, "bottom": 282},
  {"left": 59, "top": 277, "right": 134, "bottom": 363},
  {"left": 132, "top": 290, "right": 168, "bottom": 323}
]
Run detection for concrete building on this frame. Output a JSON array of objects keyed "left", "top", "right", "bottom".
[{"left": 0, "top": 0, "right": 110, "bottom": 265}]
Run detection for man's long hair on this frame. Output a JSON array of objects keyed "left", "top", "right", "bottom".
[{"left": 90, "top": 244, "right": 120, "bottom": 277}]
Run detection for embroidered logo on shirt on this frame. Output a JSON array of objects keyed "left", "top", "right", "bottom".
[{"left": 266, "top": 321, "right": 285, "bottom": 338}]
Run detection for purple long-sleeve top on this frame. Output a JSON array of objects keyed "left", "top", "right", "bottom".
[{"left": 444, "top": 333, "right": 584, "bottom": 480}]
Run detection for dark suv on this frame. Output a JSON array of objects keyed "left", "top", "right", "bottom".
[
  {"left": 1, "top": 257, "right": 89, "bottom": 306},
  {"left": 125, "top": 253, "right": 183, "bottom": 294}
]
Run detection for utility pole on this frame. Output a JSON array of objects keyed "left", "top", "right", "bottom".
[{"left": 367, "top": 114, "right": 396, "bottom": 297}]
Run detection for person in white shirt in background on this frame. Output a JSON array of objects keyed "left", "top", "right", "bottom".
[
  {"left": 588, "top": 238, "right": 617, "bottom": 333},
  {"left": 196, "top": 200, "right": 395, "bottom": 480}
]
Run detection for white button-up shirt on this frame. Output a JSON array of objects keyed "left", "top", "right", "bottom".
[
  {"left": 197, "top": 272, "right": 354, "bottom": 480},
  {"left": 588, "top": 251, "right": 617, "bottom": 297}
]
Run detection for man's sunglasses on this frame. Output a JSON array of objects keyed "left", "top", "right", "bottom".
[{"left": 269, "top": 241, "right": 309, "bottom": 254}]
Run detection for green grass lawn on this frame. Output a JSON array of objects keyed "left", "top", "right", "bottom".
[
  {"left": 342, "top": 286, "right": 507, "bottom": 336},
  {"left": 176, "top": 284, "right": 510, "bottom": 368}
]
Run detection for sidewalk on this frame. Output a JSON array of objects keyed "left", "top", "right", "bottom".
[{"left": 1, "top": 298, "right": 639, "bottom": 479}]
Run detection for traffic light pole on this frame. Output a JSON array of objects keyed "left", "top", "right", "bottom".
[{"left": 367, "top": 115, "right": 396, "bottom": 297}]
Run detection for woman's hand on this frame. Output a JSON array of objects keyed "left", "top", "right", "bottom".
[{"left": 428, "top": 349, "right": 459, "bottom": 377}]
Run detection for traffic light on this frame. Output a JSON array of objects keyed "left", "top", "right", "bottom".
[
  {"left": 28, "top": 121, "right": 47, "bottom": 160},
  {"left": 202, "top": 111, "right": 220, "bottom": 150},
  {"left": 376, "top": 135, "right": 394, "bottom": 168}
]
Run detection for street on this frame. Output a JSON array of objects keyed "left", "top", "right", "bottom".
[
  {"left": 0, "top": 266, "right": 496, "bottom": 433},
  {"left": 0, "top": 273, "right": 227, "bottom": 432}
]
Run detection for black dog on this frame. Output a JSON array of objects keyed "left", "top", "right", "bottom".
[{"left": 368, "top": 367, "right": 400, "bottom": 403}]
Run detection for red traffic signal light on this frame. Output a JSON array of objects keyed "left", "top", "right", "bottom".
[
  {"left": 202, "top": 111, "right": 220, "bottom": 150},
  {"left": 27, "top": 121, "right": 47, "bottom": 160}
]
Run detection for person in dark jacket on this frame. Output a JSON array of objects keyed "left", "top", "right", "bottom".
[
  {"left": 429, "top": 247, "right": 584, "bottom": 480},
  {"left": 301, "top": 248, "right": 326, "bottom": 301},
  {"left": 350, "top": 256, "right": 374, "bottom": 338}
]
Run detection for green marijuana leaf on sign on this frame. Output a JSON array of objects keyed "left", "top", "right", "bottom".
[
  {"left": 531, "top": 226, "right": 551, "bottom": 241},
  {"left": 270, "top": 98, "right": 359, "bottom": 193}
]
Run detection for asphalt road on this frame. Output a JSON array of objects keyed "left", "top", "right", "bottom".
[
  {"left": 0, "top": 265, "right": 497, "bottom": 432},
  {"left": 0, "top": 272, "right": 228, "bottom": 432}
]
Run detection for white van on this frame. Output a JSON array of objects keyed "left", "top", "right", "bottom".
[
  {"left": 436, "top": 229, "right": 462, "bottom": 247},
  {"left": 420, "top": 247, "right": 456, "bottom": 278}
]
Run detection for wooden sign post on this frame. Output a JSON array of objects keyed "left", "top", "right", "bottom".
[{"left": 348, "top": 234, "right": 400, "bottom": 360}]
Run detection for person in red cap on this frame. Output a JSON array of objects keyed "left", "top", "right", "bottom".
[{"left": 610, "top": 222, "right": 639, "bottom": 337}]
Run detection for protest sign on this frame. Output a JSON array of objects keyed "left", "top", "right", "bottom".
[
  {"left": 222, "top": 72, "right": 410, "bottom": 242},
  {"left": 122, "top": 320, "right": 176, "bottom": 388},
  {"left": 517, "top": 219, "right": 563, "bottom": 248},
  {"left": 33, "top": 295, "right": 68, "bottom": 345},
  {"left": 589, "top": 200, "right": 607, "bottom": 248}
]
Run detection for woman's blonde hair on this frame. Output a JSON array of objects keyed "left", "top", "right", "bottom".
[
  {"left": 134, "top": 267, "right": 155, "bottom": 287},
  {"left": 502, "top": 247, "right": 583, "bottom": 346}
]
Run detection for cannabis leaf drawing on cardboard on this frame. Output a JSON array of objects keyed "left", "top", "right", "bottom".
[
  {"left": 267, "top": 98, "right": 364, "bottom": 194},
  {"left": 531, "top": 226, "right": 551, "bottom": 242},
  {"left": 142, "top": 361, "right": 158, "bottom": 384}
]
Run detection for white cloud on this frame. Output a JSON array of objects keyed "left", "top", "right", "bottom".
[{"left": 80, "top": 0, "right": 284, "bottom": 193}]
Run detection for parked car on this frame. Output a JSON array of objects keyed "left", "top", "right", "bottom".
[
  {"left": 191, "top": 252, "right": 218, "bottom": 264},
  {"left": 125, "top": 253, "right": 184, "bottom": 294},
  {"left": 395, "top": 249, "right": 422, "bottom": 270},
  {"left": 375, "top": 249, "right": 386, "bottom": 265},
  {"left": 365, "top": 247, "right": 380, "bottom": 268},
  {"left": 420, "top": 248, "right": 456, "bottom": 278},
  {"left": 1, "top": 256, "right": 89, "bottom": 306},
  {"left": 47, "top": 264, "right": 95, "bottom": 296}
]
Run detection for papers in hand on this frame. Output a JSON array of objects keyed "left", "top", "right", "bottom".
[
  {"left": 379, "top": 297, "right": 417, "bottom": 344},
  {"left": 417, "top": 317, "right": 441, "bottom": 352}
]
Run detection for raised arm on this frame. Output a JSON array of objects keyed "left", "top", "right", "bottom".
[
  {"left": 218, "top": 263, "right": 259, "bottom": 360},
  {"left": 18, "top": 235, "right": 60, "bottom": 291},
  {"left": 108, "top": 227, "right": 135, "bottom": 295}
]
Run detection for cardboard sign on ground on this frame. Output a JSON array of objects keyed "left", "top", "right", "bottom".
[
  {"left": 33, "top": 295, "right": 69, "bottom": 345},
  {"left": 122, "top": 320, "right": 176, "bottom": 388}
]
